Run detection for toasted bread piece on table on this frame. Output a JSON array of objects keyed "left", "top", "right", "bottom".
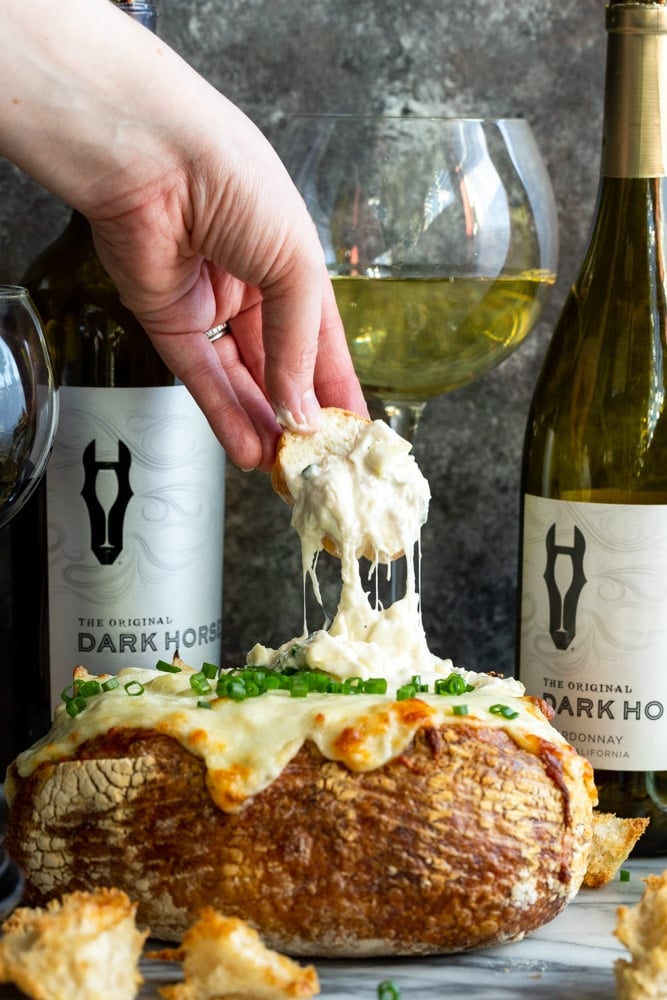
[
  {"left": 583, "top": 813, "right": 650, "bottom": 888},
  {"left": 150, "top": 907, "right": 319, "bottom": 1000},
  {"left": 0, "top": 888, "right": 146, "bottom": 1000},
  {"left": 615, "top": 871, "right": 667, "bottom": 1000}
]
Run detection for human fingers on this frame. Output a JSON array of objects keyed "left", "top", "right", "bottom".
[
  {"left": 147, "top": 324, "right": 281, "bottom": 473},
  {"left": 206, "top": 275, "right": 368, "bottom": 428},
  {"left": 312, "top": 274, "right": 369, "bottom": 417}
]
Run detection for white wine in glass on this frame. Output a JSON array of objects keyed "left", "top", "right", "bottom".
[{"left": 283, "top": 115, "right": 558, "bottom": 442}]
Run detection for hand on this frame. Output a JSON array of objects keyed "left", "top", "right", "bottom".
[
  {"left": 88, "top": 115, "right": 368, "bottom": 472},
  {"left": 2, "top": 0, "right": 368, "bottom": 473}
]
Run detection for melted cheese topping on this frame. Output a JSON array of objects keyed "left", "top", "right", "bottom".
[
  {"left": 10, "top": 415, "right": 595, "bottom": 813},
  {"left": 251, "top": 419, "right": 445, "bottom": 689},
  {"left": 14, "top": 666, "right": 591, "bottom": 813}
]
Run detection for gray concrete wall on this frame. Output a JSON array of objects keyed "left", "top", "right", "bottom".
[{"left": 0, "top": 0, "right": 605, "bottom": 676}]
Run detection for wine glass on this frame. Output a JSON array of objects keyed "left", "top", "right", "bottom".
[
  {"left": 281, "top": 114, "right": 558, "bottom": 442},
  {"left": 280, "top": 114, "right": 558, "bottom": 602},
  {"left": 0, "top": 284, "right": 59, "bottom": 528}
]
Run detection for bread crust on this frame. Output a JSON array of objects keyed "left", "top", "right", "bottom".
[{"left": 5, "top": 721, "right": 593, "bottom": 956}]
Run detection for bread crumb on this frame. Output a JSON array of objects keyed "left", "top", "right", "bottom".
[
  {"left": 583, "top": 813, "right": 649, "bottom": 888},
  {"left": 0, "top": 888, "right": 147, "bottom": 1000},
  {"left": 150, "top": 907, "right": 319, "bottom": 1000},
  {"left": 615, "top": 871, "right": 667, "bottom": 999}
]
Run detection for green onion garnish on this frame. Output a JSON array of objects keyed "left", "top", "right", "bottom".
[
  {"left": 435, "top": 672, "right": 475, "bottom": 696},
  {"left": 197, "top": 699, "right": 213, "bottom": 710},
  {"left": 101, "top": 677, "right": 120, "bottom": 692},
  {"left": 396, "top": 683, "right": 417, "bottom": 701},
  {"left": 452, "top": 704, "right": 469, "bottom": 716},
  {"left": 156, "top": 659, "right": 182, "bottom": 673},
  {"left": 290, "top": 675, "right": 310, "bottom": 698},
  {"left": 76, "top": 679, "right": 102, "bottom": 698},
  {"left": 489, "top": 704, "right": 519, "bottom": 720},
  {"left": 60, "top": 682, "right": 77, "bottom": 703},
  {"left": 620, "top": 869, "right": 630, "bottom": 882},
  {"left": 201, "top": 662, "right": 218, "bottom": 679},
  {"left": 210, "top": 666, "right": 399, "bottom": 702},
  {"left": 124, "top": 680, "right": 145, "bottom": 697},
  {"left": 363, "top": 678, "right": 388, "bottom": 695},
  {"left": 190, "top": 672, "right": 212, "bottom": 696},
  {"left": 378, "top": 982, "right": 401, "bottom": 1000},
  {"left": 65, "top": 695, "right": 88, "bottom": 717},
  {"left": 218, "top": 677, "right": 250, "bottom": 702}
]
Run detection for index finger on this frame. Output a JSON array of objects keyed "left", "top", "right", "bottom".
[
  {"left": 260, "top": 251, "right": 327, "bottom": 432},
  {"left": 262, "top": 260, "right": 368, "bottom": 430}
]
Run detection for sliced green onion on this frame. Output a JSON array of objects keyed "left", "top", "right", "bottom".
[
  {"left": 290, "top": 675, "right": 310, "bottom": 698},
  {"left": 124, "top": 680, "right": 145, "bottom": 697},
  {"left": 201, "top": 662, "right": 218, "bottom": 679},
  {"left": 76, "top": 679, "right": 102, "bottom": 698},
  {"left": 211, "top": 665, "right": 393, "bottom": 702},
  {"left": 197, "top": 699, "right": 213, "bottom": 710},
  {"left": 343, "top": 677, "right": 364, "bottom": 694},
  {"left": 489, "top": 703, "right": 519, "bottom": 720},
  {"left": 60, "top": 682, "right": 78, "bottom": 703},
  {"left": 101, "top": 677, "right": 120, "bottom": 692},
  {"left": 66, "top": 695, "right": 88, "bottom": 717},
  {"left": 218, "top": 677, "right": 249, "bottom": 702},
  {"left": 363, "top": 678, "right": 388, "bottom": 695},
  {"left": 156, "top": 659, "right": 182, "bottom": 674},
  {"left": 307, "top": 671, "right": 330, "bottom": 693},
  {"left": 396, "top": 683, "right": 417, "bottom": 701},
  {"left": 435, "top": 672, "right": 474, "bottom": 696},
  {"left": 190, "top": 672, "right": 212, "bottom": 696},
  {"left": 619, "top": 869, "right": 631, "bottom": 882},
  {"left": 452, "top": 704, "right": 469, "bottom": 716},
  {"left": 378, "top": 982, "right": 401, "bottom": 1000}
]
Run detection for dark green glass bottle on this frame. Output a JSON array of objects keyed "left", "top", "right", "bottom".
[
  {"left": 519, "top": 1, "right": 667, "bottom": 854},
  {"left": 4, "top": 1, "right": 225, "bottom": 774}
]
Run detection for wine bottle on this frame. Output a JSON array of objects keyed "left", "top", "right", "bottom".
[
  {"left": 4, "top": 0, "right": 225, "bottom": 772},
  {"left": 518, "top": 0, "right": 667, "bottom": 854}
]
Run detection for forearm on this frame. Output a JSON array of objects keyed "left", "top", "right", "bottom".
[{"left": 0, "top": 0, "right": 250, "bottom": 217}]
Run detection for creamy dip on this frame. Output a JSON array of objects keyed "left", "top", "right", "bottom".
[{"left": 253, "top": 417, "right": 462, "bottom": 691}]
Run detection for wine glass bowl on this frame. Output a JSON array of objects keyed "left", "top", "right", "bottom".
[
  {"left": 282, "top": 115, "right": 558, "bottom": 440},
  {"left": 0, "top": 285, "right": 58, "bottom": 528}
]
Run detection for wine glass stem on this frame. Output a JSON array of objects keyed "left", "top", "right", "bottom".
[
  {"left": 381, "top": 401, "right": 426, "bottom": 442},
  {"left": 373, "top": 400, "right": 426, "bottom": 605}
]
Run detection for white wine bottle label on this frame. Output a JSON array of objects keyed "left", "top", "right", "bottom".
[
  {"left": 46, "top": 385, "right": 225, "bottom": 709},
  {"left": 520, "top": 495, "right": 667, "bottom": 770}
]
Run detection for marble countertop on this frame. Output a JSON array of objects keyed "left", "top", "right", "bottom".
[{"left": 0, "top": 857, "right": 662, "bottom": 1000}]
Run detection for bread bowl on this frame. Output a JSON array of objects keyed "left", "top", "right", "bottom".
[
  {"left": 3, "top": 408, "right": 598, "bottom": 956},
  {"left": 4, "top": 662, "right": 596, "bottom": 955}
]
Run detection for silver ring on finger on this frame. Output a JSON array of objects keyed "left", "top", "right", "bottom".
[{"left": 203, "top": 322, "right": 231, "bottom": 343}]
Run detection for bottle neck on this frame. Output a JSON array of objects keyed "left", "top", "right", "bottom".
[{"left": 602, "top": 2, "right": 667, "bottom": 178}]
